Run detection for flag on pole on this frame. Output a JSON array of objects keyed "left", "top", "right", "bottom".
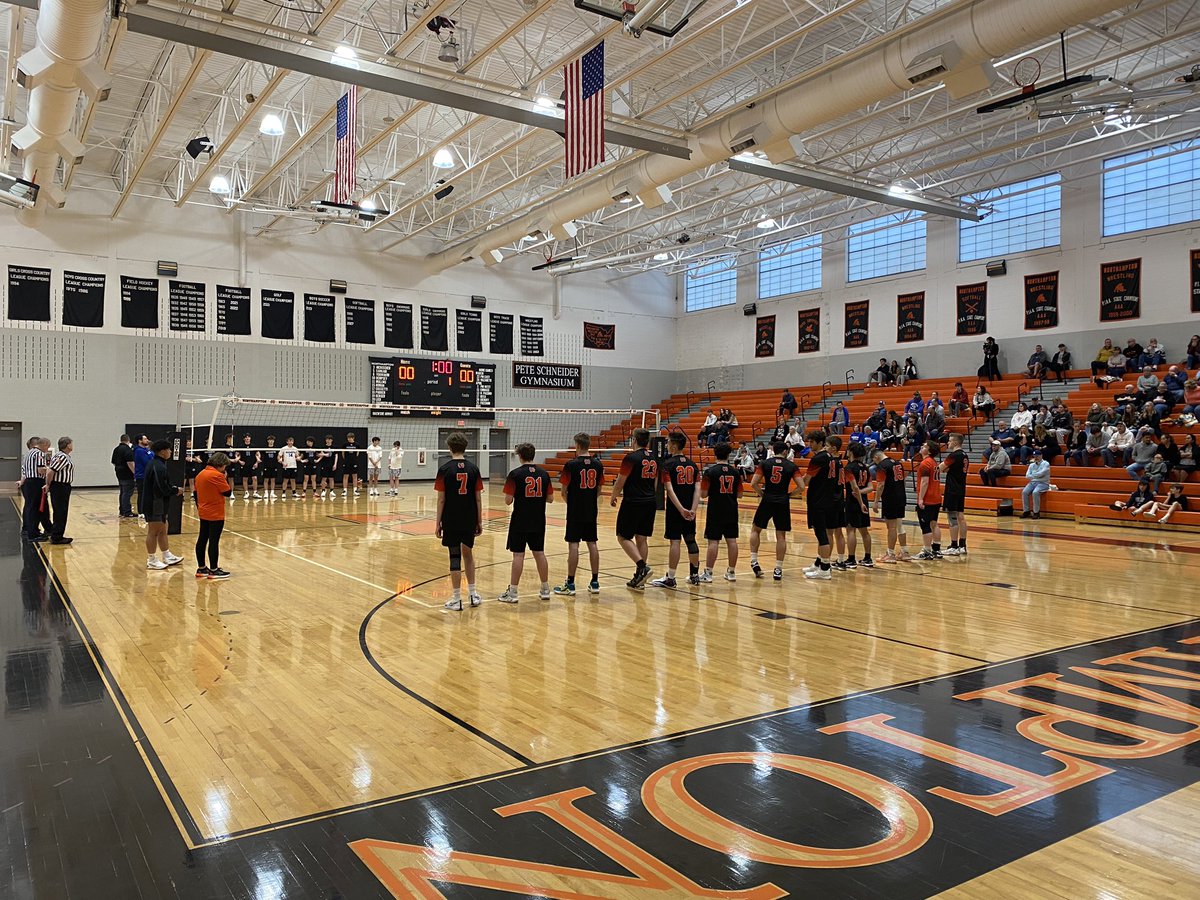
[
  {"left": 564, "top": 41, "right": 605, "bottom": 179},
  {"left": 334, "top": 87, "right": 358, "bottom": 203}
]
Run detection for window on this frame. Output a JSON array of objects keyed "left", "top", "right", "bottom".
[
  {"left": 1103, "top": 138, "right": 1200, "bottom": 236},
  {"left": 758, "top": 236, "right": 822, "bottom": 299},
  {"left": 846, "top": 213, "right": 926, "bottom": 282},
  {"left": 684, "top": 256, "right": 738, "bottom": 312},
  {"left": 959, "top": 173, "right": 1061, "bottom": 262}
]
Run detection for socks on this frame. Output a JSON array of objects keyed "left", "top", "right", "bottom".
[
  {"left": 819, "top": 557, "right": 831, "bottom": 570},
  {"left": 468, "top": 583, "right": 477, "bottom": 595},
  {"left": 932, "top": 543, "right": 941, "bottom": 553},
  {"left": 750, "top": 553, "right": 759, "bottom": 565},
  {"left": 950, "top": 541, "right": 959, "bottom": 549},
  {"left": 508, "top": 585, "right": 518, "bottom": 596},
  {"left": 847, "top": 555, "right": 856, "bottom": 564},
  {"left": 452, "top": 589, "right": 461, "bottom": 602},
  {"left": 666, "top": 570, "right": 675, "bottom": 579},
  {"left": 541, "top": 582, "right": 549, "bottom": 593},
  {"left": 565, "top": 576, "right": 575, "bottom": 585},
  {"left": 689, "top": 564, "right": 699, "bottom": 576}
]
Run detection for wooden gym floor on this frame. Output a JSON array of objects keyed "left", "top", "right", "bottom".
[{"left": 4, "top": 484, "right": 1200, "bottom": 898}]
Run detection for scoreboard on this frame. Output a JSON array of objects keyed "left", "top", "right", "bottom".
[{"left": 370, "top": 356, "right": 496, "bottom": 418}]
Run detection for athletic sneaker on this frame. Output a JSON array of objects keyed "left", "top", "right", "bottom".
[
  {"left": 539, "top": 586, "right": 552, "bottom": 601},
  {"left": 878, "top": 551, "right": 897, "bottom": 564},
  {"left": 444, "top": 596, "right": 463, "bottom": 611},
  {"left": 804, "top": 566, "right": 832, "bottom": 580},
  {"left": 686, "top": 574, "right": 700, "bottom": 586},
  {"left": 628, "top": 565, "right": 652, "bottom": 590},
  {"left": 252, "top": 492, "right": 263, "bottom": 500},
  {"left": 497, "top": 589, "right": 519, "bottom": 604},
  {"left": 899, "top": 551, "right": 914, "bottom": 562},
  {"left": 751, "top": 561, "right": 763, "bottom": 578},
  {"left": 342, "top": 490, "right": 348, "bottom": 496},
  {"left": 941, "top": 547, "right": 959, "bottom": 556},
  {"left": 932, "top": 550, "right": 944, "bottom": 560},
  {"left": 832, "top": 561, "right": 847, "bottom": 572},
  {"left": 914, "top": 550, "right": 936, "bottom": 560},
  {"left": 163, "top": 552, "right": 184, "bottom": 566},
  {"left": 147, "top": 558, "right": 169, "bottom": 570},
  {"left": 802, "top": 564, "right": 820, "bottom": 575},
  {"left": 292, "top": 491, "right": 299, "bottom": 498},
  {"left": 650, "top": 575, "right": 677, "bottom": 589},
  {"left": 861, "top": 556, "right": 875, "bottom": 568},
  {"left": 773, "top": 566, "right": 783, "bottom": 581},
  {"left": 468, "top": 591, "right": 482, "bottom": 607},
  {"left": 699, "top": 571, "right": 714, "bottom": 583},
  {"left": 553, "top": 582, "right": 576, "bottom": 596},
  {"left": 195, "top": 567, "right": 209, "bottom": 578},
  {"left": 844, "top": 558, "right": 858, "bottom": 570},
  {"left": 208, "top": 568, "right": 231, "bottom": 580},
  {"left": 588, "top": 579, "right": 600, "bottom": 594},
  {"left": 723, "top": 570, "right": 736, "bottom": 582}
]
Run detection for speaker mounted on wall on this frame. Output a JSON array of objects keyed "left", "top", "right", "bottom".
[
  {"left": 329, "top": 279, "right": 348, "bottom": 294},
  {"left": 157, "top": 260, "right": 178, "bottom": 277},
  {"left": 470, "top": 295, "right": 487, "bottom": 309},
  {"left": 985, "top": 259, "right": 1007, "bottom": 277}
]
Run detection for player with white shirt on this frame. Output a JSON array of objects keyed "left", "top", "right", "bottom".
[
  {"left": 366, "top": 437, "right": 384, "bottom": 496},
  {"left": 280, "top": 436, "right": 300, "bottom": 499},
  {"left": 388, "top": 441, "right": 404, "bottom": 495}
]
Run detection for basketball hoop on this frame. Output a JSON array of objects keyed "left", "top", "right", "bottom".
[{"left": 1014, "top": 57, "right": 1041, "bottom": 94}]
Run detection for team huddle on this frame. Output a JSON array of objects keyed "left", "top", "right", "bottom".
[{"left": 433, "top": 426, "right": 972, "bottom": 611}]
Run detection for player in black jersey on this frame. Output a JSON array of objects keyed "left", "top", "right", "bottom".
[
  {"left": 651, "top": 434, "right": 701, "bottom": 589},
  {"left": 555, "top": 433, "right": 605, "bottom": 596},
  {"left": 318, "top": 434, "right": 337, "bottom": 498},
  {"left": 260, "top": 435, "right": 280, "bottom": 500},
  {"left": 301, "top": 437, "right": 319, "bottom": 498},
  {"left": 824, "top": 435, "right": 850, "bottom": 571},
  {"left": 939, "top": 432, "right": 969, "bottom": 556},
  {"left": 609, "top": 428, "right": 657, "bottom": 590},
  {"left": 435, "top": 432, "right": 483, "bottom": 611},
  {"left": 871, "top": 447, "right": 912, "bottom": 563},
  {"left": 222, "top": 433, "right": 241, "bottom": 496},
  {"left": 239, "top": 433, "right": 260, "bottom": 499},
  {"left": 498, "top": 443, "right": 554, "bottom": 604},
  {"left": 748, "top": 440, "right": 802, "bottom": 581},
  {"left": 842, "top": 442, "right": 875, "bottom": 569},
  {"left": 800, "top": 431, "right": 838, "bottom": 580},
  {"left": 341, "top": 432, "right": 361, "bottom": 497},
  {"left": 700, "top": 442, "right": 742, "bottom": 582},
  {"left": 183, "top": 439, "right": 203, "bottom": 497}
]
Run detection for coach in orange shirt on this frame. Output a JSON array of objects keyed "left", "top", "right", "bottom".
[
  {"left": 194, "top": 452, "right": 233, "bottom": 580},
  {"left": 914, "top": 441, "right": 944, "bottom": 560}
]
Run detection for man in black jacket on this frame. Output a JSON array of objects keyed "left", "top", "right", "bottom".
[
  {"left": 143, "top": 440, "right": 184, "bottom": 570},
  {"left": 111, "top": 434, "right": 136, "bottom": 518}
]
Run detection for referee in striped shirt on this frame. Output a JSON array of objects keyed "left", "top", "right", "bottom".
[
  {"left": 19, "top": 436, "right": 52, "bottom": 542},
  {"left": 44, "top": 436, "right": 75, "bottom": 545}
]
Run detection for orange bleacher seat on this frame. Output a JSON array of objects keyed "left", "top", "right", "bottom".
[{"left": 1074, "top": 504, "right": 1200, "bottom": 530}]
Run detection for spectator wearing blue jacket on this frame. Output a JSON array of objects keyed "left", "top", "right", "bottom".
[
  {"left": 133, "top": 434, "right": 154, "bottom": 520},
  {"left": 903, "top": 391, "right": 925, "bottom": 418},
  {"left": 827, "top": 401, "right": 849, "bottom": 435},
  {"left": 1020, "top": 449, "right": 1051, "bottom": 519}
]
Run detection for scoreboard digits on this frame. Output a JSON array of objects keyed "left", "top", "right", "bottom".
[{"left": 370, "top": 356, "right": 495, "bottom": 417}]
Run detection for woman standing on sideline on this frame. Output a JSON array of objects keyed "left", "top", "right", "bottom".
[
  {"left": 194, "top": 453, "right": 232, "bottom": 579},
  {"left": 143, "top": 439, "right": 184, "bottom": 570},
  {"left": 44, "top": 437, "right": 75, "bottom": 545},
  {"left": 981, "top": 337, "right": 1001, "bottom": 381}
]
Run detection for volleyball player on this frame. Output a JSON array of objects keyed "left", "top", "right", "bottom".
[
  {"left": 341, "top": 432, "right": 360, "bottom": 496},
  {"left": 914, "top": 440, "right": 943, "bottom": 560},
  {"left": 183, "top": 439, "right": 202, "bottom": 496},
  {"left": 260, "top": 435, "right": 280, "bottom": 500},
  {"left": 280, "top": 436, "right": 300, "bottom": 498},
  {"left": 801, "top": 430, "right": 837, "bottom": 580},
  {"left": 223, "top": 433, "right": 241, "bottom": 497},
  {"left": 366, "top": 437, "right": 383, "bottom": 496},
  {"left": 240, "top": 433, "right": 260, "bottom": 499},
  {"left": 748, "top": 439, "right": 802, "bottom": 581},
  {"left": 387, "top": 441, "right": 404, "bottom": 495},
  {"left": 301, "top": 436, "right": 319, "bottom": 497},
  {"left": 700, "top": 442, "right": 742, "bottom": 582},
  {"left": 144, "top": 440, "right": 184, "bottom": 570},
  {"left": 824, "top": 434, "right": 850, "bottom": 570},
  {"left": 609, "top": 428, "right": 658, "bottom": 590},
  {"left": 318, "top": 435, "right": 337, "bottom": 498},
  {"left": 435, "top": 432, "right": 483, "bottom": 611},
  {"left": 652, "top": 434, "right": 701, "bottom": 588},
  {"left": 498, "top": 443, "right": 554, "bottom": 604},
  {"left": 555, "top": 433, "right": 604, "bottom": 596},
  {"left": 842, "top": 442, "right": 875, "bottom": 569},
  {"left": 940, "top": 433, "right": 969, "bottom": 556},
  {"left": 871, "top": 448, "right": 912, "bottom": 563}
]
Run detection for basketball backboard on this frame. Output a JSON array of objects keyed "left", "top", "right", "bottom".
[{"left": 573, "top": 0, "right": 707, "bottom": 39}]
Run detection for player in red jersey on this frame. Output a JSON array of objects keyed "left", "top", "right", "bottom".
[
  {"left": 651, "top": 434, "right": 702, "bottom": 588},
  {"left": 700, "top": 443, "right": 742, "bottom": 582},
  {"left": 609, "top": 428, "right": 658, "bottom": 590},
  {"left": 555, "top": 433, "right": 605, "bottom": 596},
  {"left": 434, "top": 432, "right": 484, "bottom": 611},
  {"left": 498, "top": 443, "right": 554, "bottom": 604},
  {"left": 748, "top": 440, "right": 803, "bottom": 581}
]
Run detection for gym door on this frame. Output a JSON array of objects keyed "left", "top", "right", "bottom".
[{"left": 0, "top": 422, "right": 20, "bottom": 488}]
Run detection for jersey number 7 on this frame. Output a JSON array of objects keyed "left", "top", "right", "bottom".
[{"left": 456, "top": 472, "right": 469, "bottom": 495}]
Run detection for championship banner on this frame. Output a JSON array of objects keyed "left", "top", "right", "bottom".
[
  {"left": 843, "top": 300, "right": 869, "bottom": 349},
  {"left": 7, "top": 265, "right": 51, "bottom": 322},
  {"left": 896, "top": 291, "right": 925, "bottom": 343},
  {"left": 583, "top": 321, "right": 616, "bottom": 350},
  {"left": 1099, "top": 258, "right": 1141, "bottom": 322},
  {"left": 955, "top": 282, "right": 987, "bottom": 336},
  {"left": 345, "top": 298, "right": 376, "bottom": 345},
  {"left": 1024, "top": 271, "right": 1059, "bottom": 330},
  {"left": 797, "top": 307, "right": 820, "bottom": 353},
  {"left": 456, "top": 308, "right": 483, "bottom": 352},
  {"left": 384, "top": 302, "right": 413, "bottom": 349},
  {"left": 261, "top": 289, "right": 294, "bottom": 339},
  {"left": 489, "top": 312, "right": 514, "bottom": 354},
  {"left": 168, "top": 280, "right": 206, "bottom": 332},
  {"left": 1190, "top": 249, "right": 1199, "bottom": 314},
  {"left": 215, "top": 285, "right": 250, "bottom": 335},
  {"left": 62, "top": 270, "right": 106, "bottom": 328},
  {"left": 513, "top": 362, "right": 582, "bottom": 390},
  {"left": 520, "top": 315, "right": 545, "bottom": 356},
  {"left": 754, "top": 315, "right": 776, "bottom": 358},
  {"left": 121, "top": 276, "right": 160, "bottom": 329},
  {"left": 420, "top": 305, "right": 449, "bottom": 351},
  {"left": 303, "top": 293, "right": 335, "bottom": 342}
]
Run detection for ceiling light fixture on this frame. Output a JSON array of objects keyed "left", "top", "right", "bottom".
[
  {"left": 888, "top": 183, "right": 912, "bottom": 196},
  {"left": 757, "top": 217, "right": 777, "bottom": 229},
  {"left": 432, "top": 147, "right": 455, "bottom": 169},
  {"left": 360, "top": 196, "right": 376, "bottom": 211},
  {"left": 653, "top": 252, "right": 669, "bottom": 261},
  {"left": 535, "top": 95, "right": 555, "bottom": 109},
  {"left": 334, "top": 45, "right": 357, "bottom": 59},
  {"left": 208, "top": 175, "right": 231, "bottom": 196},
  {"left": 619, "top": 195, "right": 635, "bottom": 204},
  {"left": 259, "top": 113, "right": 284, "bottom": 136}
]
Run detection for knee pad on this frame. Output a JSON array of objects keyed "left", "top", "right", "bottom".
[
  {"left": 684, "top": 537, "right": 699, "bottom": 556},
  {"left": 448, "top": 546, "right": 462, "bottom": 572}
]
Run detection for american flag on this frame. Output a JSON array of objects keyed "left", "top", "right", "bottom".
[
  {"left": 564, "top": 41, "right": 605, "bottom": 179},
  {"left": 333, "top": 87, "right": 358, "bottom": 203}
]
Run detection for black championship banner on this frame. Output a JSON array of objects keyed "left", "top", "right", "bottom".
[
  {"left": 215, "top": 285, "right": 251, "bottom": 335},
  {"left": 62, "top": 270, "right": 105, "bottom": 328},
  {"left": 583, "top": 321, "right": 616, "bottom": 350},
  {"left": 7, "top": 265, "right": 51, "bottom": 322},
  {"left": 421, "top": 306, "right": 449, "bottom": 351},
  {"left": 754, "top": 315, "right": 776, "bottom": 358},
  {"left": 520, "top": 315, "right": 545, "bottom": 356},
  {"left": 513, "top": 362, "right": 582, "bottom": 391},
  {"left": 261, "top": 289, "right": 295, "bottom": 339},
  {"left": 384, "top": 302, "right": 413, "bottom": 349},
  {"left": 1100, "top": 258, "right": 1141, "bottom": 322},
  {"left": 896, "top": 291, "right": 925, "bottom": 343},
  {"left": 1190, "top": 249, "right": 1199, "bottom": 314},
  {"left": 1024, "top": 271, "right": 1060, "bottom": 330},
  {"left": 168, "top": 280, "right": 206, "bottom": 332},
  {"left": 844, "top": 300, "right": 869, "bottom": 349},
  {"left": 955, "top": 282, "right": 987, "bottom": 336},
  {"left": 120, "top": 276, "right": 159, "bottom": 329},
  {"left": 345, "top": 298, "right": 376, "bottom": 345},
  {"left": 797, "top": 307, "right": 820, "bottom": 354},
  {"left": 303, "top": 294, "right": 335, "bottom": 342},
  {"left": 489, "top": 312, "right": 514, "bottom": 354},
  {"left": 456, "top": 308, "right": 483, "bottom": 352}
]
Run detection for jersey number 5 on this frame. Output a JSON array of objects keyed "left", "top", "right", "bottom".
[{"left": 769, "top": 467, "right": 783, "bottom": 483}]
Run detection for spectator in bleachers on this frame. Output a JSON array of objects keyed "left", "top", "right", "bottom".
[
  {"left": 1179, "top": 433, "right": 1198, "bottom": 479},
  {"left": 1125, "top": 432, "right": 1158, "bottom": 479},
  {"left": 1032, "top": 425, "right": 1060, "bottom": 462},
  {"left": 1031, "top": 401, "right": 1052, "bottom": 432},
  {"left": 1163, "top": 366, "right": 1187, "bottom": 403},
  {"left": 888, "top": 360, "right": 902, "bottom": 383},
  {"left": 785, "top": 424, "right": 808, "bottom": 458},
  {"left": 1123, "top": 338, "right": 1144, "bottom": 368},
  {"left": 1025, "top": 345, "right": 1049, "bottom": 380},
  {"left": 868, "top": 359, "right": 892, "bottom": 386},
  {"left": 1050, "top": 401, "right": 1074, "bottom": 446},
  {"left": 866, "top": 401, "right": 889, "bottom": 432},
  {"left": 1148, "top": 387, "right": 1174, "bottom": 419},
  {"left": 1140, "top": 338, "right": 1166, "bottom": 370},
  {"left": 698, "top": 409, "right": 718, "bottom": 445},
  {"left": 1103, "top": 421, "right": 1135, "bottom": 467},
  {"left": 828, "top": 401, "right": 849, "bottom": 435},
  {"left": 948, "top": 382, "right": 969, "bottom": 418},
  {"left": 902, "top": 415, "right": 924, "bottom": 460},
  {"left": 1112, "top": 477, "right": 1155, "bottom": 513},
  {"left": 769, "top": 416, "right": 788, "bottom": 444},
  {"left": 735, "top": 444, "right": 756, "bottom": 479},
  {"left": 1159, "top": 432, "right": 1182, "bottom": 477},
  {"left": 1113, "top": 384, "right": 1139, "bottom": 411},
  {"left": 923, "top": 403, "right": 945, "bottom": 444},
  {"left": 1144, "top": 453, "right": 1170, "bottom": 494},
  {"left": 1132, "top": 483, "right": 1188, "bottom": 524},
  {"left": 1072, "top": 424, "right": 1109, "bottom": 466},
  {"left": 1096, "top": 350, "right": 1127, "bottom": 387},
  {"left": 851, "top": 423, "right": 878, "bottom": 452},
  {"left": 877, "top": 421, "right": 900, "bottom": 452},
  {"left": 778, "top": 390, "right": 798, "bottom": 418},
  {"left": 1010, "top": 401, "right": 1033, "bottom": 431},
  {"left": 972, "top": 385, "right": 996, "bottom": 419},
  {"left": 990, "top": 418, "right": 1016, "bottom": 452},
  {"left": 755, "top": 442, "right": 769, "bottom": 461},
  {"left": 1091, "top": 338, "right": 1118, "bottom": 375},
  {"left": 897, "top": 357, "right": 919, "bottom": 386},
  {"left": 1185, "top": 335, "right": 1200, "bottom": 369},
  {"left": 927, "top": 390, "right": 944, "bottom": 409},
  {"left": 1085, "top": 402, "right": 1106, "bottom": 428},
  {"left": 1183, "top": 379, "right": 1200, "bottom": 416},
  {"left": 904, "top": 391, "right": 925, "bottom": 418},
  {"left": 980, "top": 337, "right": 1001, "bottom": 382},
  {"left": 1135, "top": 402, "right": 1162, "bottom": 439},
  {"left": 1136, "top": 366, "right": 1160, "bottom": 401},
  {"left": 1047, "top": 344, "right": 1072, "bottom": 382},
  {"left": 1019, "top": 449, "right": 1051, "bottom": 519},
  {"left": 1014, "top": 426, "right": 1036, "bottom": 464},
  {"left": 979, "top": 440, "right": 1011, "bottom": 485}
]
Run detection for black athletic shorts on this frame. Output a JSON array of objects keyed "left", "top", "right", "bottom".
[
  {"left": 664, "top": 506, "right": 697, "bottom": 540},
  {"left": 616, "top": 502, "right": 656, "bottom": 539},
  {"left": 825, "top": 503, "right": 847, "bottom": 530},
  {"left": 318, "top": 463, "right": 335, "bottom": 478},
  {"left": 226, "top": 464, "right": 242, "bottom": 481},
  {"left": 704, "top": 517, "right": 738, "bottom": 541},
  {"left": 881, "top": 496, "right": 907, "bottom": 521},
  {"left": 441, "top": 529, "right": 477, "bottom": 549},
  {"left": 943, "top": 490, "right": 965, "bottom": 513},
  {"left": 845, "top": 501, "right": 871, "bottom": 530},
  {"left": 506, "top": 529, "right": 546, "bottom": 554},
  {"left": 261, "top": 465, "right": 279, "bottom": 481},
  {"left": 144, "top": 514, "right": 168, "bottom": 524},
  {"left": 565, "top": 518, "right": 598, "bottom": 544},
  {"left": 916, "top": 503, "right": 941, "bottom": 534},
  {"left": 807, "top": 504, "right": 833, "bottom": 531},
  {"left": 752, "top": 502, "right": 791, "bottom": 532}
]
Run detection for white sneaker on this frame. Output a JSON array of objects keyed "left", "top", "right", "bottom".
[
  {"left": 804, "top": 566, "right": 832, "bottom": 580},
  {"left": 342, "top": 490, "right": 348, "bottom": 496},
  {"left": 146, "top": 558, "right": 168, "bottom": 570},
  {"left": 699, "top": 571, "right": 713, "bottom": 583},
  {"left": 723, "top": 570, "right": 737, "bottom": 582},
  {"left": 252, "top": 492, "right": 263, "bottom": 500},
  {"left": 539, "top": 587, "right": 552, "bottom": 601},
  {"left": 163, "top": 552, "right": 184, "bottom": 566},
  {"left": 444, "top": 597, "right": 463, "bottom": 611},
  {"left": 773, "top": 566, "right": 783, "bottom": 580},
  {"left": 468, "top": 591, "right": 482, "bottom": 607},
  {"left": 497, "top": 589, "right": 519, "bottom": 604}
]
